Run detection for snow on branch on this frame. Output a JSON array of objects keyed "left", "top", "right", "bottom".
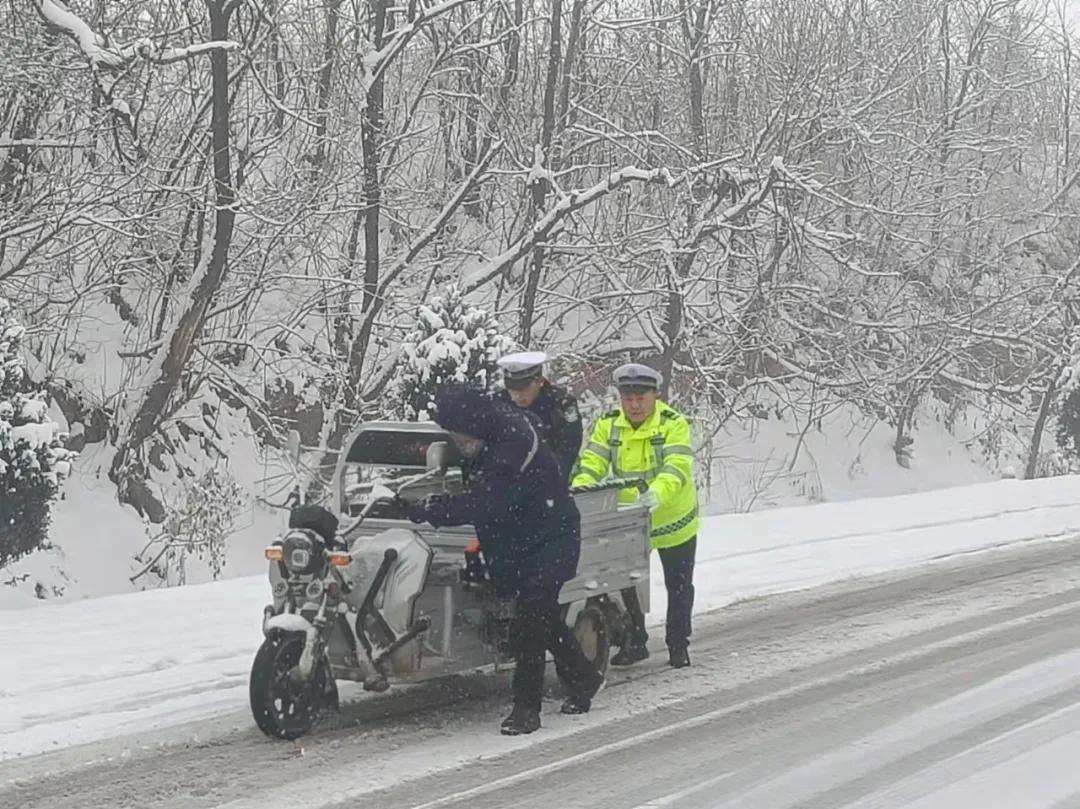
[
  {"left": 462, "top": 164, "right": 684, "bottom": 295},
  {"left": 349, "top": 140, "right": 505, "bottom": 392},
  {"left": 771, "top": 157, "right": 937, "bottom": 220},
  {"left": 693, "top": 163, "right": 780, "bottom": 246},
  {"left": 35, "top": 0, "right": 125, "bottom": 68},
  {"left": 936, "top": 368, "right": 1026, "bottom": 397},
  {"left": 35, "top": 0, "right": 238, "bottom": 71},
  {"left": 0, "top": 138, "right": 82, "bottom": 149},
  {"left": 372, "top": 141, "right": 503, "bottom": 309},
  {"left": 796, "top": 219, "right": 901, "bottom": 280},
  {"left": 361, "top": 0, "right": 475, "bottom": 92},
  {"left": 152, "top": 41, "right": 241, "bottom": 64}
]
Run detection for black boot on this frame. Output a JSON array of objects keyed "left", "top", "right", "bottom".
[
  {"left": 668, "top": 644, "right": 690, "bottom": 669},
  {"left": 611, "top": 643, "right": 650, "bottom": 667},
  {"left": 500, "top": 704, "right": 541, "bottom": 736},
  {"left": 560, "top": 670, "right": 606, "bottom": 715}
]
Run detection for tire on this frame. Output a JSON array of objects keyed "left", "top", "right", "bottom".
[
  {"left": 249, "top": 632, "right": 332, "bottom": 740},
  {"left": 572, "top": 605, "right": 610, "bottom": 676}
]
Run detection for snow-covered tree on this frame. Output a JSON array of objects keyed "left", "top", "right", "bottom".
[
  {"left": 393, "top": 286, "right": 514, "bottom": 420},
  {"left": 0, "top": 298, "right": 73, "bottom": 568}
]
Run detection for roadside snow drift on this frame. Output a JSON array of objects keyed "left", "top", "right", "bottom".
[{"left": 2, "top": 476, "right": 1079, "bottom": 760}]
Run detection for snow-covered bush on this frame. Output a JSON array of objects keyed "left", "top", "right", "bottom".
[
  {"left": 0, "top": 298, "right": 74, "bottom": 569},
  {"left": 392, "top": 286, "right": 513, "bottom": 420},
  {"left": 1055, "top": 327, "right": 1080, "bottom": 466},
  {"left": 133, "top": 467, "right": 245, "bottom": 586}
]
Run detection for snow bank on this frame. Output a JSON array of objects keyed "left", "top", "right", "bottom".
[
  {"left": 2, "top": 475, "right": 1080, "bottom": 759},
  {"left": 701, "top": 399, "right": 1006, "bottom": 514},
  {"left": 654, "top": 475, "right": 1080, "bottom": 622}
]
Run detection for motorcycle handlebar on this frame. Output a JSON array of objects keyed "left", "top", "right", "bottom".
[
  {"left": 570, "top": 476, "right": 649, "bottom": 495},
  {"left": 338, "top": 467, "right": 445, "bottom": 536}
]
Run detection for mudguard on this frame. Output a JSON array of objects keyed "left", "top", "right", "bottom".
[{"left": 263, "top": 613, "right": 319, "bottom": 680}]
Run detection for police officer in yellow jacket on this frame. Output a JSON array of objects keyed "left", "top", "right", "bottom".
[{"left": 572, "top": 363, "right": 698, "bottom": 668}]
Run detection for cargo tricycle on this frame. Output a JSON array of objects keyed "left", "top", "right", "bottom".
[{"left": 249, "top": 421, "right": 651, "bottom": 740}]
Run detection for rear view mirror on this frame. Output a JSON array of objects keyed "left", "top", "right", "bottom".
[
  {"left": 426, "top": 441, "right": 452, "bottom": 471},
  {"left": 283, "top": 429, "right": 305, "bottom": 506},
  {"left": 285, "top": 429, "right": 302, "bottom": 463}
]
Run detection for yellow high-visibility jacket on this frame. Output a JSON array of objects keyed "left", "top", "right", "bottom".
[{"left": 572, "top": 401, "right": 698, "bottom": 549}]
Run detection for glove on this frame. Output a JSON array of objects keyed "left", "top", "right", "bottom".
[
  {"left": 394, "top": 495, "right": 428, "bottom": 524},
  {"left": 638, "top": 489, "right": 660, "bottom": 510},
  {"left": 396, "top": 493, "right": 451, "bottom": 525}
]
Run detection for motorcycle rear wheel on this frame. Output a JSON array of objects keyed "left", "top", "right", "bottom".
[
  {"left": 249, "top": 633, "right": 333, "bottom": 740},
  {"left": 573, "top": 605, "right": 611, "bottom": 676}
]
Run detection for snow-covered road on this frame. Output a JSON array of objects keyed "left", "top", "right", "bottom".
[
  {"left": 4, "top": 476, "right": 1080, "bottom": 762},
  {"left": 5, "top": 534, "right": 1080, "bottom": 809},
  {"left": 367, "top": 545, "right": 1080, "bottom": 809}
]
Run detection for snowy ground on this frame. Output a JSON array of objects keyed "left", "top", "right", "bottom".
[
  {"left": 2, "top": 475, "right": 1080, "bottom": 763},
  {"left": 4, "top": 521, "right": 1080, "bottom": 809}
]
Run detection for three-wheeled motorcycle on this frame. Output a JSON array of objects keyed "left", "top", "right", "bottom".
[{"left": 249, "top": 422, "right": 651, "bottom": 740}]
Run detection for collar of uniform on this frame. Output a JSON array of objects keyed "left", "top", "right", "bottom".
[
  {"left": 614, "top": 400, "right": 670, "bottom": 433},
  {"left": 528, "top": 379, "right": 553, "bottom": 408}
]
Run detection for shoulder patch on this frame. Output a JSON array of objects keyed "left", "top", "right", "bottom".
[
  {"left": 603, "top": 409, "right": 621, "bottom": 420},
  {"left": 660, "top": 408, "right": 690, "bottom": 426},
  {"left": 550, "top": 385, "right": 577, "bottom": 405}
]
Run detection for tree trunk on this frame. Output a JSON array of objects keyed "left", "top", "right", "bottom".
[
  {"left": 346, "top": 0, "right": 388, "bottom": 407},
  {"left": 458, "top": 11, "right": 484, "bottom": 215},
  {"left": 476, "top": 0, "right": 521, "bottom": 180},
  {"left": 681, "top": 0, "right": 709, "bottom": 159},
  {"left": 659, "top": 254, "right": 690, "bottom": 400},
  {"left": 111, "top": 0, "right": 237, "bottom": 503},
  {"left": 265, "top": 0, "right": 287, "bottom": 131},
  {"left": 519, "top": 0, "right": 563, "bottom": 347},
  {"left": 311, "top": 0, "right": 344, "bottom": 169},
  {"left": 557, "top": 0, "right": 586, "bottom": 130},
  {"left": 1026, "top": 368, "right": 1061, "bottom": 480},
  {"left": 659, "top": 0, "right": 712, "bottom": 396}
]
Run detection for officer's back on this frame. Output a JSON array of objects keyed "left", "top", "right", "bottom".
[{"left": 423, "top": 385, "right": 580, "bottom": 583}]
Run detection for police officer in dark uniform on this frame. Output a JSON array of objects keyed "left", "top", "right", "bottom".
[
  {"left": 399, "top": 385, "right": 603, "bottom": 735},
  {"left": 496, "top": 351, "right": 583, "bottom": 483}
]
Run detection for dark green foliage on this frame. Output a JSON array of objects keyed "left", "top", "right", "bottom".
[{"left": 0, "top": 298, "right": 62, "bottom": 568}]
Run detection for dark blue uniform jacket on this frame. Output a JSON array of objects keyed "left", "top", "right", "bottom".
[{"left": 409, "top": 386, "right": 581, "bottom": 596}]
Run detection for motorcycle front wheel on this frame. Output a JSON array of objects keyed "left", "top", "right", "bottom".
[{"left": 249, "top": 632, "right": 335, "bottom": 740}]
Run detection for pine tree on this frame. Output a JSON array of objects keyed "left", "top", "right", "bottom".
[
  {"left": 393, "top": 286, "right": 514, "bottom": 420},
  {"left": 0, "top": 298, "right": 73, "bottom": 568}
]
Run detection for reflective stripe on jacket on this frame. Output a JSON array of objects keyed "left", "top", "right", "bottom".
[{"left": 572, "top": 400, "right": 698, "bottom": 549}]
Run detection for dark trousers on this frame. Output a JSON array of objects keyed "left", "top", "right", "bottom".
[
  {"left": 510, "top": 589, "right": 599, "bottom": 712},
  {"left": 622, "top": 535, "right": 696, "bottom": 649}
]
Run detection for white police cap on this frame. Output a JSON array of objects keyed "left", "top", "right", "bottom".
[
  {"left": 613, "top": 363, "right": 662, "bottom": 390},
  {"left": 497, "top": 350, "right": 548, "bottom": 381}
]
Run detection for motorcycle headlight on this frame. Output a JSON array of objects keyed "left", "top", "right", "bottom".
[{"left": 282, "top": 530, "right": 322, "bottom": 575}]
